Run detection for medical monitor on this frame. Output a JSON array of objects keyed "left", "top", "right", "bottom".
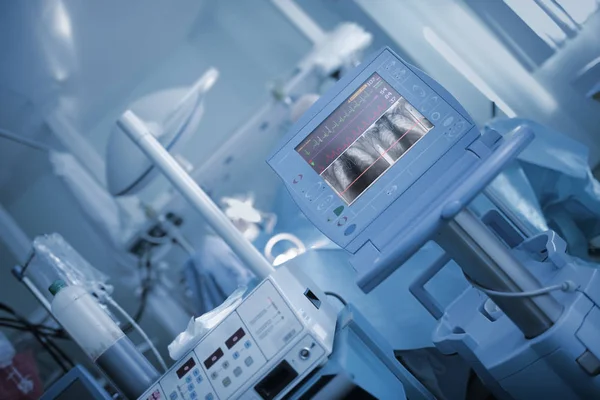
[
  {"left": 295, "top": 72, "right": 434, "bottom": 205},
  {"left": 268, "top": 47, "right": 479, "bottom": 290}
]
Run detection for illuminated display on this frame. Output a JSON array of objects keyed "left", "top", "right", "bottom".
[
  {"left": 176, "top": 357, "right": 196, "bottom": 379},
  {"left": 225, "top": 328, "right": 246, "bottom": 349},
  {"left": 295, "top": 73, "right": 434, "bottom": 204},
  {"left": 203, "top": 348, "right": 224, "bottom": 370}
]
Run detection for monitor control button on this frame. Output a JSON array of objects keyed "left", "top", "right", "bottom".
[
  {"left": 412, "top": 85, "right": 426, "bottom": 98},
  {"left": 394, "top": 68, "right": 407, "bottom": 81},
  {"left": 317, "top": 195, "right": 333, "bottom": 211},
  {"left": 306, "top": 182, "right": 325, "bottom": 199},
  {"left": 299, "top": 348, "right": 311, "bottom": 360},
  {"left": 344, "top": 224, "right": 357, "bottom": 236}
]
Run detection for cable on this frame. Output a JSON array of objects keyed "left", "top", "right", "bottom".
[
  {"left": 465, "top": 275, "right": 577, "bottom": 298},
  {"left": 120, "top": 248, "right": 153, "bottom": 334},
  {"left": 0, "top": 303, "right": 73, "bottom": 372},
  {"left": 157, "top": 216, "right": 195, "bottom": 257},
  {"left": 0, "top": 318, "right": 66, "bottom": 338},
  {"left": 105, "top": 296, "right": 168, "bottom": 372},
  {"left": 140, "top": 232, "right": 172, "bottom": 245},
  {"left": 0, "top": 322, "right": 32, "bottom": 332},
  {"left": 324, "top": 291, "right": 347, "bottom": 306},
  {"left": 0, "top": 127, "right": 55, "bottom": 153},
  {"left": 474, "top": 283, "right": 566, "bottom": 298},
  {"left": 155, "top": 280, "right": 198, "bottom": 317}
]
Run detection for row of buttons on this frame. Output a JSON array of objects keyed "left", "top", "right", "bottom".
[
  {"left": 171, "top": 386, "right": 213, "bottom": 400},
  {"left": 183, "top": 392, "right": 210, "bottom": 400},
  {"left": 305, "top": 182, "right": 326, "bottom": 202},
  {"left": 292, "top": 174, "right": 357, "bottom": 237},
  {"left": 325, "top": 205, "right": 357, "bottom": 237},
  {"left": 446, "top": 118, "right": 466, "bottom": 138},
  {"left": 217, "top": 356, "right": 253, "bottom": 390},
  {"left": 384, "top": 60, "right": 408, "bottom": 83},
  {"left": 385, "top": 60, "right": 430, "bottom": 105},
  {"left": 203, "top": 337, "right": 253, "bottom": 395},
  {"left": 170, "top": 367, "right": 212, "bottom": 400},
  {"left": 209, "top": 353, "right": 253, "bottom": 381}
]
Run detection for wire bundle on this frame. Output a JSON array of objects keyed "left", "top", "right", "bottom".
[{"left": 0, "top": 303, "right": 73, "bottom": 373}]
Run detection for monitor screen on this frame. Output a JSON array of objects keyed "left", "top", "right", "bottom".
[{"left": 295, "top": 73, "right": 434, "bottom": 204}]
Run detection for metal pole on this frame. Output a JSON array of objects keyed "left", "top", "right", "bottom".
[
  {"left": 12, "top": 266, "right": 55, "bottom": 317},
  {"left": 483, "top": 187, "right": 535, "bottom": 238},
  {"left": 436, "top": 209, "right": 563, "bottom": 338},
  {"left": 118, "top": 110, "right": 275, "bottom": 280},
  {"left": 270, "top": 0, "right": 326, "bottom": 45}
]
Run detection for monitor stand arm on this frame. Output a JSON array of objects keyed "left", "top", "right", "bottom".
[{"left": 436, "top": 208, "right": 563, "bottom": 339}]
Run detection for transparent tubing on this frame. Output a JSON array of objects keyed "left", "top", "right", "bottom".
[
  {"left": 105, "top": 296, "right": 168, "bottom": 372},
  {"left": 50, "top": 284, "right": 159, "bottom": 398}
]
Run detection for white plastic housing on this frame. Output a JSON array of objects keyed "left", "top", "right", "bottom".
[{"left": 51, "top": 285, "right": 124, "bottom": 361}]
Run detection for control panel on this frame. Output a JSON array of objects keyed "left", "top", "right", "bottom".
[
  {"left": 267, "top": 47, "right": 475, "bottom": 250},
  {"left": 139, "top": 267, "right": 336, "bottom": 400},
  {"left": 193, "top": 313, "right": 267, "bottom": 399}
]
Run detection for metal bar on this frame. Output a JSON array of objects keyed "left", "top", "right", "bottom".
[
  {"left": 409, "top": 253, "right": 452, "bottom": 320},
  {"left": 0, "top": 128, "right": 54, "bottom": 153},
  {"left": 22, "top": 275, "right": 54, "bottom": 314},
  {"left": 13, "top": 266, "right": 56, "bottom": 324},
  {"left": 118, "top": 110, "right": 275, "bottom": 280},
  {"left": 0, "top": 204, "right": 31, "bottom": 264},
  {"left": 437, "top": 209, "right": 563, "bottom": 338},
  {"left": 45, "top": 113, "right": 107, "bottom": 186},
  {"left": 270, "top": 0, "right": 326, "bottom": 44},
  {"left": 483, "top": 187, "right": 535, "bottom": 238}
]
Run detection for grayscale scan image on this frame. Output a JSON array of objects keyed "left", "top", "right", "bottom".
[{"left": 322, "top": 98, "right": 433, "bottom": 204}]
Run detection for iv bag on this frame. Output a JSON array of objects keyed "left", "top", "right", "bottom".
[{"left": 24, "top": 233, "right": 111, "bottom": 304}]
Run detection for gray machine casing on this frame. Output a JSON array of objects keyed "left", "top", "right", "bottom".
[{"left": 138, "top": 265, "right": 337, "bottom": 400}]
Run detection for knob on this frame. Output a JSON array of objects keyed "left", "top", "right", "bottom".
[{"left": 299, "top": 348, "right": 311, "bottom": 360}]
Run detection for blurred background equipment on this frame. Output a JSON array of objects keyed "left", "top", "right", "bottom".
[{"left": 0, "top": 0, "right": 599, "bottom": 399}]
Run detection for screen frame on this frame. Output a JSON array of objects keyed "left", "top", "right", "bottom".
[
  {"left": 295, "top": 73, "right": 434, "bottom": 205},
  {"left": 267, "top": 48, "right": 474, "bottom": 248}
]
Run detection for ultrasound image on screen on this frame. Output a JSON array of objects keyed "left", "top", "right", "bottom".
[{"left": 321, "top": 98, "right": 433, "bottom": 204}]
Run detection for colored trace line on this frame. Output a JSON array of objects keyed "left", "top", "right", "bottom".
[
  {"left": 296, "top": 90, "right": 371, "bottom": 153},
  {"left": 297, "top": 92, "right": 380, "bottom": 158},
  {"left": 340, "top": 120, "right": 420, "bottom": 196}
]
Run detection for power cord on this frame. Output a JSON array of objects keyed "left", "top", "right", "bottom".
[
  {"left": 324, "top": 291, "right": 347, "bottom": 306},
  {"left": 465, "top": 275, "right": 578, "bottom": 298},
  {"left": 0, "top": 318, "right": 66, "bottom": 339},
  {"left": 120, "top": 248, "right": 154, "bottom": 334},
  {"left": 95, "top": 245, "right": 167, "bottom": 372},
  {"left": 0, "top": 303, "right": 73, "bottom": 373},
  {"left": 105, "top": 296, "right": 168, "bottom": 372}
]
